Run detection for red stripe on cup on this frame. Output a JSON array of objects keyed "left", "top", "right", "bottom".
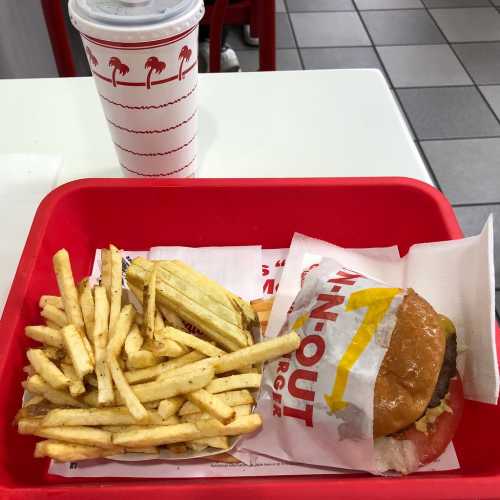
[
  {"left": 114, "top": 134, "right": 196, "bottom": 156},
  {"left": 120, "top": 156, "right": 196, "bottom": 177},
  {"left": 99, "top": 83, "right": 197, "bottom": 109},
  {"left": 108, "top": 109, "right": 196, "bottom": 134},
  {"left": 81, "top": 25, "right": 197, "bottom": 51}
]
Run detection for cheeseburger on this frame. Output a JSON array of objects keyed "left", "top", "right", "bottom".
[{"left": 374, "top": 289, "right": 464, "bottom": 474}]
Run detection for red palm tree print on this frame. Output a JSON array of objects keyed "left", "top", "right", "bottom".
[
  {"left": 108, "top": 57, "right": 129, "bottom": 87},
  {"left": 85, "top": 46, "right": 98, "bottom": 66},
  {"left": 178, "top": 45, "right": 192, "bottom": 80},
  {"left": 144, "top": 57, "right": 166, "bottom": 89}
]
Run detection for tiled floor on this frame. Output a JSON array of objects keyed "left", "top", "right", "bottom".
[{"left": 232, "top": 0, "right": 500, "bottom": 316}]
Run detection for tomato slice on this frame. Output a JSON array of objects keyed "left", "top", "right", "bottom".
[{"left": 402, "top": 376, "right": 464, "bottom": 465}]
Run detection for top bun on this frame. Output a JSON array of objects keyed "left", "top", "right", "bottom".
[{"left": 373, "top": 289, "right": 446, "bottom": 438}]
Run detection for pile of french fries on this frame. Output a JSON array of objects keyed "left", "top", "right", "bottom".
[{"left": 16, "top": 245, "right": 300, "bottom": 462}]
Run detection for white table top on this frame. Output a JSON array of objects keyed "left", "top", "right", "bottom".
[
  {"left": 0, "top": 69, "right": 431, "bottom": 315},
  {"left": 0, "top": 69, "right": 430, "bottom": 184}
]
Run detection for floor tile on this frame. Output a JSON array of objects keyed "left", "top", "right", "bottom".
[
  {"left": 421, "top": 138, "right": 500, "bottom": 204},
  {"left": 454, "top": 43, "right": 500, "bottom": 85},
  {"left": 290, "top": 12, "right": 370, "bottom": 47},
  {"left": 355, "top": 0, "right": 423, "bottom": 9},
  {"left": 429, "top": 8, "right": 500, "bottom": 42},
  {"left": 237, "top": 49, "right": 302, "bottom": 72},
  {"left": 480, "top": 85, "right": 500, "bottom": 120},
  {"left": 276, "top": 0, "right": 286, "bottom": 12},
  {"left": 378, "top": 44, "right": 471, "bottom": 87},
  {"left": 360, "top": 10, "right": 445, "bottom": 45},
  {"left": 276, "top": 13, "right": 297, "bottom": 48},
  {"left": 423, "top": 0, "right": 490, "bottom": 6},
  {"left": 286, "top": 0, "right": 354, "bottom": 11},
  {"left": 227, "top": 13, "right": 295, "bottom": 50},
  {"left": 301, "top": 46, "right": 383, "bottom": 70},
  {"left": 453, "top": 204, "right": 500, "bottom": 285},
  {"left": 397, "top": 87, "right": 500, "bottom": 139}
]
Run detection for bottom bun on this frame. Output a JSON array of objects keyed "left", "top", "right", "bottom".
[{"left": 375, "top": 376, "right": 464, "bottom": 474}]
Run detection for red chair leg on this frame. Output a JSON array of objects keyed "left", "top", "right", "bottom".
[
  {"left": 40, "top": 0, "right": 77, "bottom": 77},
  {"left": 257, "top": 0, "right": 276, "bottom": 71},
  {"left": 209, "top": 0, "right": 229, "bottom": 73}
]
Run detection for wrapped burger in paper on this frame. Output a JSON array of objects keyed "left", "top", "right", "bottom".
[
  {"left": 245, "top": 258, "right": 405, "bottom": 472},
  {"left": 243, "top": 220, "right": 498, "bottom": 474}
]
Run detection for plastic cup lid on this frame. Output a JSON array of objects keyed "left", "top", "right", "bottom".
[{"left": 75, "top": 0, "right": 196, "bottom": 25}]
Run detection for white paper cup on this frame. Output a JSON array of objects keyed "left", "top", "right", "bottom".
[{"left": 69, "top": 0, "right": 204, "bottom": 178}]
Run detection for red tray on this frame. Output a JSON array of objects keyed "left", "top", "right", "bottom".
[{"left": 0, "top": 178, "right": 498, "bottom": 499}]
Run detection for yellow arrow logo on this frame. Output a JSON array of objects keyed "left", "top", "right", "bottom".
[{"left": 324, "top": 287, "right": 401, "bottom": 413}]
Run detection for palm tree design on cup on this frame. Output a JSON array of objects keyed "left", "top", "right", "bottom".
[
  {"left": 85, "top": 46, "right": 98, "bottom": 67},
  {"left": 178, "top": 45, "right": 192, "bottom": 80},
  {"left": 108, "top": 57, "right": 129, "bottom": 87},
  {"left": 144, "top": 57, "right": 167, "bottom": 89}
]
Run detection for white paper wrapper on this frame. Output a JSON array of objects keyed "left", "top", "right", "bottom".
[
  {"left": 149, "top": 245, "right": 262, "bottom": 301},
  {"left": 242, "top": 222, "right": 497, "bottom": 474},
  {"left": 243, "top": 257, "right": 406, "bottom": 472},
  {"left": 265, "top": 223, "right": 498, "bottom": 403},
  {"left": 261, "top": 249, "right": 288, "bottom": 297},
  {"left": 48, "top": 437, "right": 459, "bottom": 478}
]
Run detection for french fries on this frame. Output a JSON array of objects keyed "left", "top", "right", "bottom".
[
  {"left": 24, "top": 375, "right": 84, "bottom": 407},
  {"left": 61, "top": 363, "right": 86, "bottom": 397},
  {"left": 191, "top": 436, "right": 229, "bottom": 449},
  {"left": 34, "top": 440, "right": 123, "bottom": 461},
  {"left": 18, "top": 247, "right": 301, "bottom": 463},
  {"left": 17, "top": 418, "right": 43, "bottom": 434},
  {"left": 158, "top": 326, "right": 225, "bottom": 358},
  {"left": 121, "top": 365, "right": 215, "bottom": 403},
  {"left": 214, "top": 332, "right": 300, "bottom": 374},
  {"left": 124, "top": 350, "right": 204, "bottom": 384},
  {"left": 154, "top": 311, "right": 165, "bottom": 331},
  {"left": 124, "top": 324, "right": 143, "bottom": 355},
  {"left": 27, "top": 425, "right": 114, "bottom": 449},
  {"left": 26, "top": 349, "right": 70, "bottom": 390},
  {"left": 186, "top": 389, "right": 235, "bottom": 424},
  {"left": 147, "top": 335, "right": 188, "bottom": 358},
  {"left": 41, "top": 304, "right": 68, "bottom": 328},
  {"left": 109, "top": 245, "right": 123, "bottom": 335},
  {"left": 39, "top": 295, "right": 64, "bottom": 310},
  {"left": 25, "top": 326, "right": 63, "bottom": 348},
  {"left": 79, "top": 278, "right": 95, "bottom": 343},
  {"left": 205, "top": 373, "right": 262, "bottom": 394},
  {"left": 157, "top": 397, "right": 184, "bottom": 420},
  {"left": 62, "top": 325, "right": 93, "bottom": 379},
  {"left": 126, "top": 350, "right": 158, "bottom": 370},
  {"left": 53, "top": 249, "right": 85, "bottom": 331},
  {"left": 41, "top": 407, "right": 164, "bottom": 427},
  {"left": 179, "top": 390, "right": 255, "bottom": 416},
  {"left": 107, "top": 305, "right": 136, "bottom": 358},
  {"left": 143, "top": 265, "right": 157, "bottom": 339},
  {"left": 100, "top": 248, "right": 112, "bottom": 299},
  {"left": 181, "top": 404, "right": 252, "bottom": 423},
  {"left": 93, "top": 286, "right": 114, "bottom": 406},
  {"left": 113, "top": 414, "right": 262, "bottom": 448},
  {"left": 108, "top": 356, "right": 149, "bottom": 422}
]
